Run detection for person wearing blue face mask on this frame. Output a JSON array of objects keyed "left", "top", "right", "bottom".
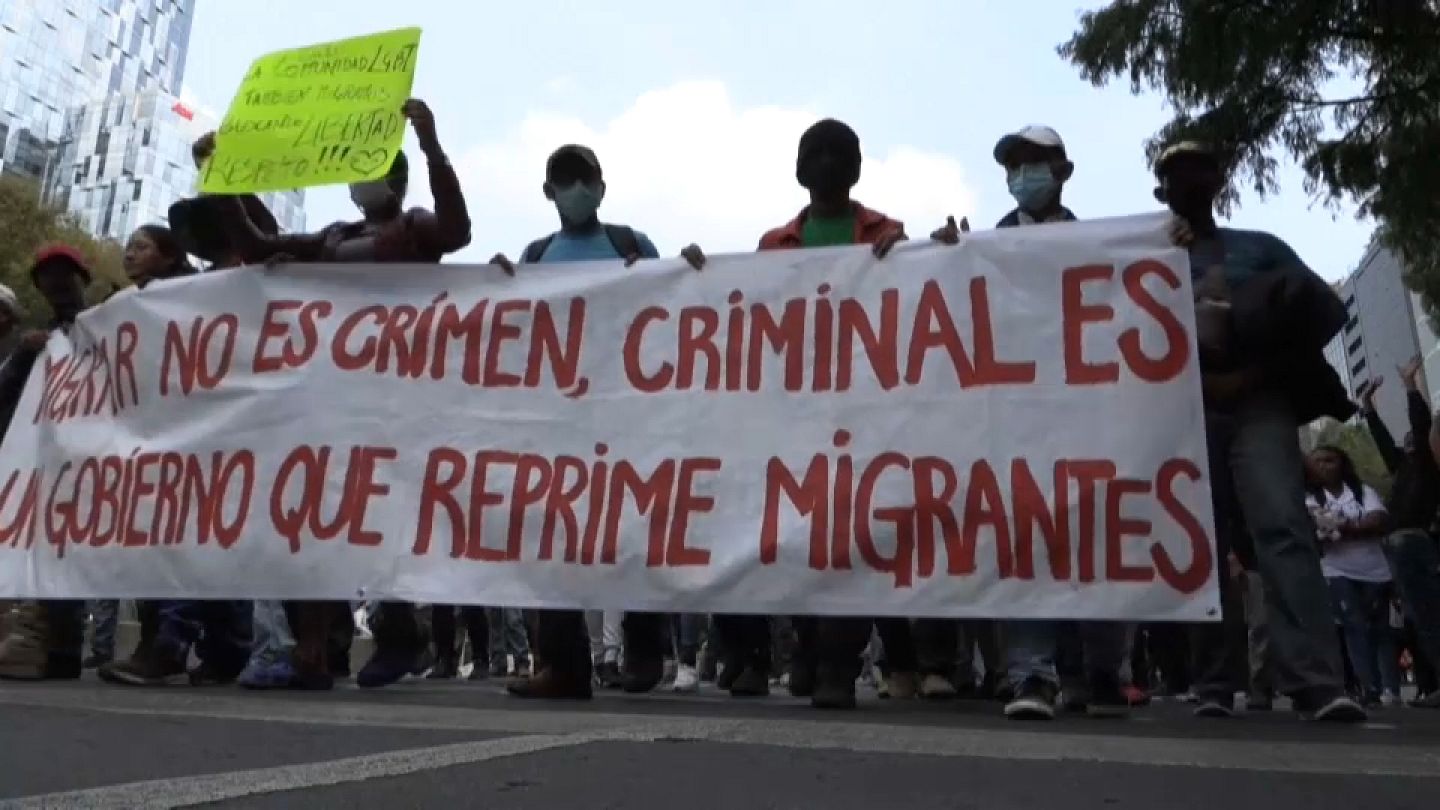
[
  {"left": 983, "top": 125, "right": 1133, "bottom": 721},
  {"left": 498, "top": 144, "right": 702, "bottom": 702},
  {"left": 993, "top": 125, "right": 1076, "bottom": 227},
  {"left": 489, "top": 144, "right": 704, "bottom": 271}
]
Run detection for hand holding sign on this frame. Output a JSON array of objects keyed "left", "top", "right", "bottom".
[
  {"left": 192, "top": 131, "right": 217, "bottom": 169},
  {"left": 201, "top": 27, "right": 422, "bottom": 194},
  {"left": 401, "top": 98, "right": 441, "bottom": 158}
]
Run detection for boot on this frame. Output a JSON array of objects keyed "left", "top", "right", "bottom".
[{"left": 0, "top": 602, "right": 50, "bottom": 680}]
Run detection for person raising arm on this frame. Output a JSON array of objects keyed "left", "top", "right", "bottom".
[{"left": 214, "top": 99, "right": 470, "bottom": 265}]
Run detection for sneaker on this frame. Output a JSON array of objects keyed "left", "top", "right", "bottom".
[
  {"left": 507, "top": 667, "right": 593, "bottom": 700},
  {"left": 729, "top": 665, "right": 770, "bottom": 698},
  {"left": 357, "top": 647, "right": 422, "bottom": 689},
  {"left": 238, "top": 659, "right": 297, "bottom": 690},
  {"left": 621, "top": 656, "right": 664, "bottom": 694},
  {"left": 1086, "top": 674, "right": 1130, "bottom": 718},
  {"left": 1306, "top": 694, "right": 1368, "bottom": 723},
  {"left": 513, "top": 657, "right": 532, "bottom": 677},
  {"left": 1381, "top": 690, "right": 1401, "bottom": 708},
  {"left": 1409, "top": 691, "right": 1440, "bottom": 709},
  {"left": 1194, "top": 693, "right": 1236, "bottom": 718},
  {"left": 672, "top": 663, "right": 700, "bottom": 693},
  {"left": 921, "top": 673, "right": 959, "bottom": 700},
  {"left": 886, "top": 671, "right": 920, "bottom": 700},
  {"left": 1004, "top": 678, "right": 1057, "bottom": 720},
  {"left": 98, "top": 653, "right": 186, "bottom": 686}
]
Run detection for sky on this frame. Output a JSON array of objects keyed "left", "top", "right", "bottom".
[{"left": 182, "top": 0, "right": 1374, "bottom": 281}]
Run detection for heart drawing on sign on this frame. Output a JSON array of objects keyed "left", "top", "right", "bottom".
[{"left": 348, "top": 148, "right": 390, "bottom": 176}]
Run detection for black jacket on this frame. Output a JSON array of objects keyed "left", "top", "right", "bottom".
[
  {"left": 1365, "top": 390, "right": 1440, "bottom": 531},
  {"left": 0, "top": 342, "right": 41, "bottom": 439},
  {"left": 0, "top": 316, "right": 74, "bottom": 440},
  {"left": 1230, "top": 262, "right": 1355, "bottom": 424}
]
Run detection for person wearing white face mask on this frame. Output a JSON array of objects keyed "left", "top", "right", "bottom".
[
  {"left": 993, "top": 125, "right": 1076, "bottom": 227},
  {"left": 984, "top": 125, "right": 1131, "bottom": 721},
  {"left": 220, "top": 98, "right": 471, "bottom": 267},
  {"left": 215, "top": 100, "right": 471, "bottom": 693}
]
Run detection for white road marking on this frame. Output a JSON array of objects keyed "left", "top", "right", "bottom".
[
  {"left": 0, "top": 731, "right": 618, "bottom": 810},
  {"left": 2, "top": 683, "right": 1439, "bottom": 809}
]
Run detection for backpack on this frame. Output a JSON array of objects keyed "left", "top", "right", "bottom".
[{"left": 521, "top": 224, "right": 641, "bottom": 264}]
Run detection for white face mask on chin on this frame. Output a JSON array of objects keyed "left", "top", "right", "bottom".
[{"left": 349, "top": 180, "right": 395, "bottom": 211}]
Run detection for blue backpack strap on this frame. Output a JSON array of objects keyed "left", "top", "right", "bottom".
[{"left": 521, "top": 233, "right": 557, "bottom": 264}]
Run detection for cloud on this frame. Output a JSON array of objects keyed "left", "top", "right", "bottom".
[{"left": 449, "top": 80, "right": 981, "bottom": 261}]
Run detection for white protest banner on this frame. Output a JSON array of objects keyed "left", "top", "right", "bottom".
[{"left": 0, "top": 213, "right": 1218, "bottom": 620}]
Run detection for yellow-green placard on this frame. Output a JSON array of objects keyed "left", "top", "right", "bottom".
[{"left": 199, "top": 27, "right": 422, "bottom": 194}]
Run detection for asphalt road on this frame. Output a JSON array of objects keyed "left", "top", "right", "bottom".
[{"left": 2, "top": 675, "right": 1439, "bottom": 810}]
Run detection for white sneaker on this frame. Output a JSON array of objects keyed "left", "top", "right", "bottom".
[
  {"left": 1381, "top": 691, "right": 1401, "bottom": 707},
  {"left": 672, "top": 664, "right": 700, "bottom": 693}
]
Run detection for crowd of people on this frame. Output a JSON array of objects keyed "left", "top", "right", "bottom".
[{"left": 0, "top": 99, "right": 1438, "bottom": 727}]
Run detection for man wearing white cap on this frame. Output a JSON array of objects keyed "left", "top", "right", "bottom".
[
  {"left": 992, "top": 125, "right": 1076, "bottom": 227},
  {"left": 991, "top": 126, "right": 1130, "bottom": 721}
]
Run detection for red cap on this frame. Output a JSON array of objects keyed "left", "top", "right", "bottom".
[{"left": 31, "top": 243, "right": 93, "bottom": 285}]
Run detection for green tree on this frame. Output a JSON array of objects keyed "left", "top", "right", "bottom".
[
  {"left": 1059, "top": 2, "right": 1440, "bottom": 311},
  {"left": 0, "top": 175, "right": 127, "bottom": 327}
]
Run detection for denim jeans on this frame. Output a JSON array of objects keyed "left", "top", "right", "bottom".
[
  {"left": 586, "top": 610, "right": 623, "bottom": 664},
  {"left": 672, "top": 614, "right": 707, "bottom": 666},
  {"left": 486, "top": 607, "right": 531, "bottom": 665},
  {"left": 1383, "top": 530, "right": 1440, "bottom": 679},
  {"left": 1326, "top": 577, "right": 1400, "bottom": 698},
  {"left": 1003, "top": 620, "right": 1127, "bottom": 689},
  {"left": 1190, "top": 393, "right": 1345, "bottom": 703},
  {"left": 87, "top": 599, "right": 119, "bottom": 659},
  {"left": 248, "top": 600, "right": 294, "bottom": 666},
  {"left": 1242, "top": 571, "right": 1275, "bottom": 697}
]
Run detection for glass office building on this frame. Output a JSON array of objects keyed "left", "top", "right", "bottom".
[
  {"left": 3, "top": 1, "right": 304, "bottom": 243},
  {"left": 48, "top": 90, "right": 306, "bottom": 241},
  {"left": 0, "top": 0, "right": 192, "bottom": 182}
]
